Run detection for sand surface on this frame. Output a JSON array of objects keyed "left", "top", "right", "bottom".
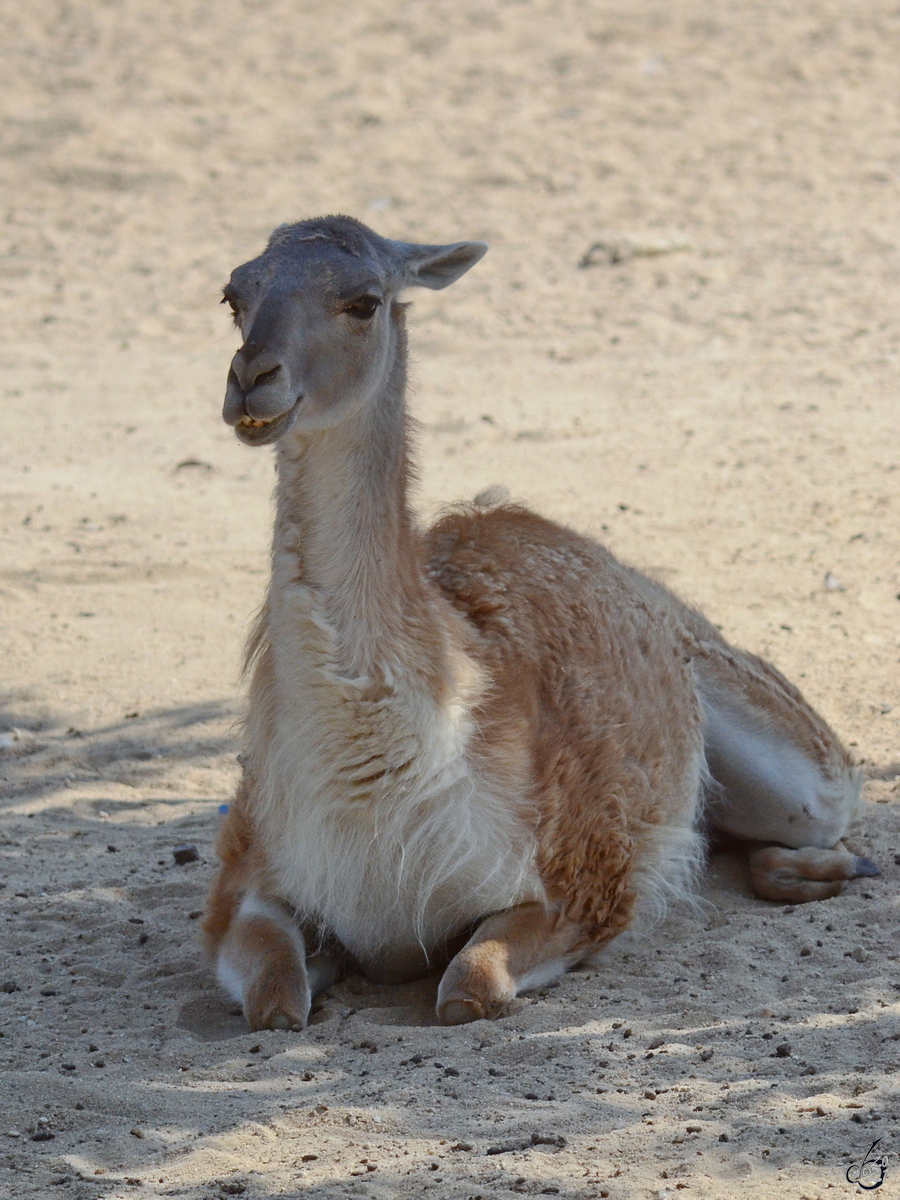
[{"left": 1, "top": 1, "right": 899, "bottom": 1197}]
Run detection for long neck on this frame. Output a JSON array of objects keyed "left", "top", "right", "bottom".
[{"left": 270, "top": 307, "right": 438, "bottom": 681}]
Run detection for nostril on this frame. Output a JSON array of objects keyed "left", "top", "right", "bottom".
[{"left": 251, "top": 365, "right": 281, "bottom": 390}]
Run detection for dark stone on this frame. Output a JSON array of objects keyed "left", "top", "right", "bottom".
[
  {"left": 173, "top": 844, "right": 200, "bottom": 865},
  {"left": 531, "top": 1133, "right": 567, "bottom": 1148}
]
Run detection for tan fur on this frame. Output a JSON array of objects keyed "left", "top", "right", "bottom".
[{"left": 203, "top": 216, "right": 872, "bottom": 1030}]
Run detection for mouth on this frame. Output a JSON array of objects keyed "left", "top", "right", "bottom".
[{"left": 233, "top": 399, "right": 302, "bottom": 446}]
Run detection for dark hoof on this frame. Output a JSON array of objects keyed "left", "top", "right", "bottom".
[{"left": 852, "top": 855, "right": 881, "bottom": 878}]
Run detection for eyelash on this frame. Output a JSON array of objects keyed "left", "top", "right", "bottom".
[
  {"left": 221, "top": 296, "right": 241, "bottom": 327},
  {"left": 344, "top": 295, "right": 382, "bottom": 320}
]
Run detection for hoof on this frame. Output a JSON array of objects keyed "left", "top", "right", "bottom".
[
  {"left": 266, "top": 1008, "right": 306, "bottom": 1032},
  {"left": 246, "top": 1004, "right": 307, "bottom": 1033},
  {"left": 852, "top": 855, "right": 881, "bottom": 878},
  {"left": 437, "top": 997, "right": 486, "bottom": 1025}
]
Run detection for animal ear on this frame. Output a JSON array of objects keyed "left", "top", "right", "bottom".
[{"left": 398, "top": 241, "right": 488, "bottom": 290}]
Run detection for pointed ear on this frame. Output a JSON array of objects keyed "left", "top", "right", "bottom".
[{"left": 398, "top": 240, "right": 488, "bottom": 290}]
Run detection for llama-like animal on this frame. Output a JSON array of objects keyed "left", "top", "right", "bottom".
[{"left": 204, "top": 216, "right": 876, "bottom": 1031}]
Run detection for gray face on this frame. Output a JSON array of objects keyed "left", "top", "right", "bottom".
[{"left": 221, "top": 217, "right": 488, "bottom": 446}]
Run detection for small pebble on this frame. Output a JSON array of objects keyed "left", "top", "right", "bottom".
[
  {"left": 718, "top": 1133, "right": 729, "bottom": 1142},
  {"left": 31, "top": 1130, "right": 55, "bottom": 1142},
  {"left": 776, "top": 1043, "right": 791, "bottom": 1058},
  {"left": 851, "top": 947, "right": 868, "bottom": 963},
  {"left": 699, "top": 1048, "right": 714, "bottom": 1061},
  {"left": 1, "top": 981, "right": 19, "bottom": 994},
  {"left": 172, "top": 844, "right": 200, "bottom": 865}
]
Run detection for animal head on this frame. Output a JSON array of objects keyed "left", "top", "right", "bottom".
[{"left": 221, "top": 215, "right": 487, "bottom": 445}]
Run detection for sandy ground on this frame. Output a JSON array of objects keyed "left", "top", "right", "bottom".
[{"left": 1, "top": 1, "right": 899, "bottom": 1197}]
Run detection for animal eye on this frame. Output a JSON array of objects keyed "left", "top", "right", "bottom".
[
  {"left": 221, "top": 294, "right": 241, "bottom": 327},
  {"left": 344, "top": 295, "right": 381, "bottom": 320}
]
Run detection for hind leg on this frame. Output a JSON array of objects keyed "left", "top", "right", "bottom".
[
  {"left": 749, "top": 842, "right": 880, "bottom": 903},
  {"left": 693, "top": 640, "right": 878, "bottom": 903}
]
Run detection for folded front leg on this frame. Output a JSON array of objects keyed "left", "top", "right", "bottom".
[
  {"left": 436, "top": 903, "right": 583, "bottom": 1025},
  {"left": 217, "top": 894, "right": 342, "bottom": 1031}
]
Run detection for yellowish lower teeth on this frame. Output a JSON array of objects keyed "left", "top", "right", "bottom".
[{"left": 238, "top": 415, "right": 272, "bottom": 429}]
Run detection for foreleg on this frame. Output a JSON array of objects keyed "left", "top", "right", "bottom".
[
  {"left": 203, "top": 798, "right": 344, "bottom": 1031},
  {"left": 217, "top": 894, "right": 343, "bottom": 1031},
  {"left": 436, "top": 903, "right": 583, "bottom": 1025}
]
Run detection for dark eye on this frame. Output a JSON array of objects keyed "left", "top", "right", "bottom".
[
  {"left": 344, "top": 295, "right": 381, "bottom": 320},
  {"left": 221, "top": 294, "right": 241, "bottom": 327}
]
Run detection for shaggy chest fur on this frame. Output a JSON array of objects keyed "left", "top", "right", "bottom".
[{"left": 245, "top": 582, "right": 540, "bottom": 973}]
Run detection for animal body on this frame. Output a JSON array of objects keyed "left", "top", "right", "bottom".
[{"left": 204, "top": 215, "right": 876, "bottom": 1031}]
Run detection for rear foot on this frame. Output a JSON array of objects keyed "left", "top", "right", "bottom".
[{"left": 749, "top": 843, "right": 880, "bottom": 904}]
